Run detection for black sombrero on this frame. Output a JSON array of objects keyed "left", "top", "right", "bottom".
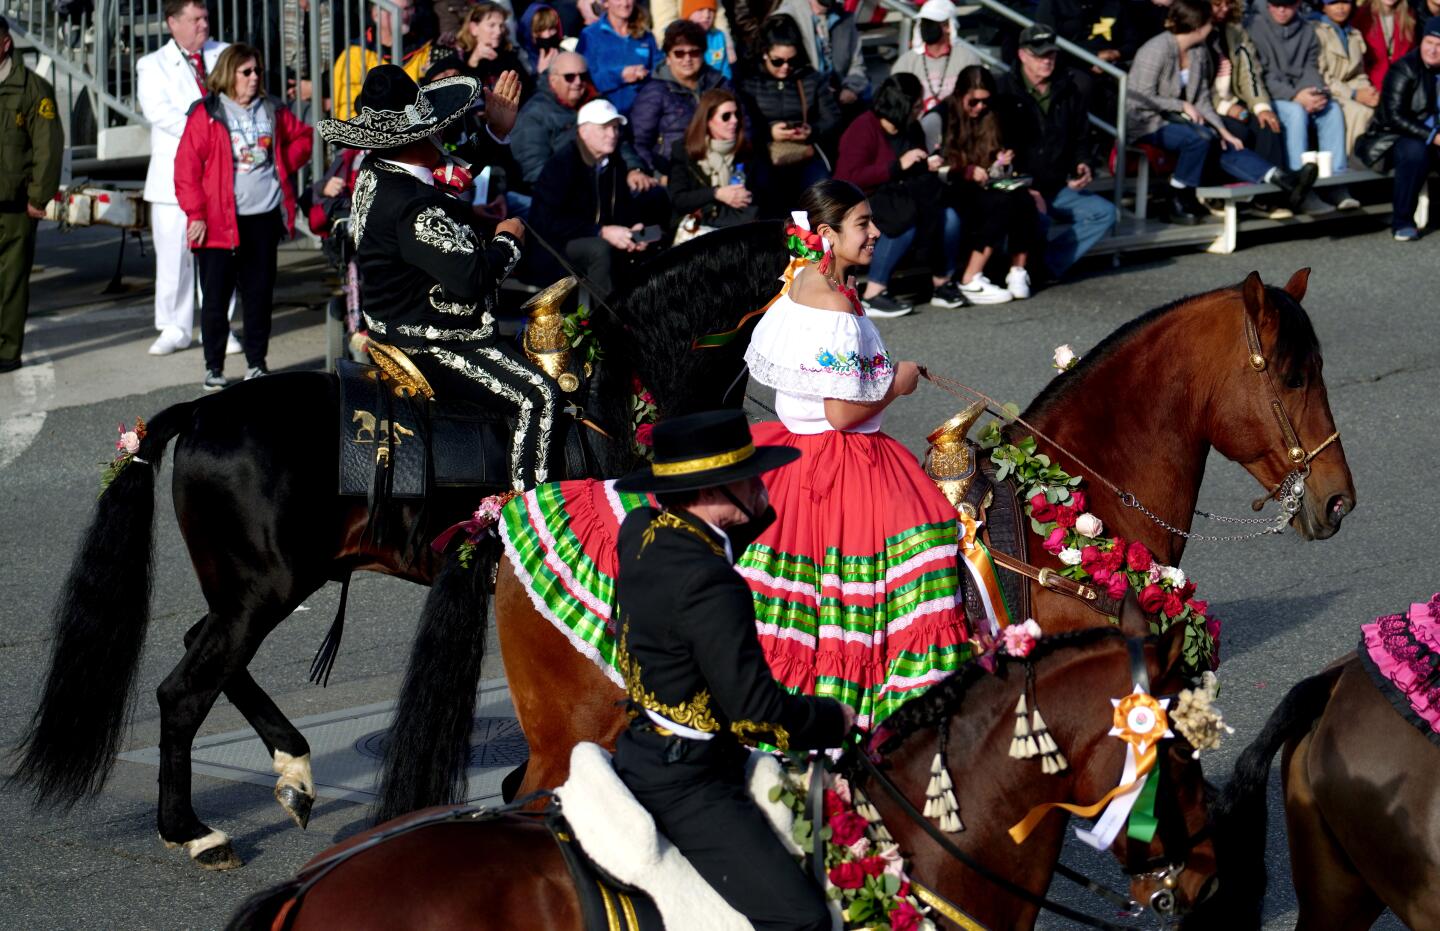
[
  {"left": 615, "top": 410, "right": 800, "bottom": 494},
  {"left": 318, "top": 64, "right": 478, "bottom": 150}
]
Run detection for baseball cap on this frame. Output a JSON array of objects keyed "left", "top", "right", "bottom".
[
  {"left": 1019, "top": 23, "right": 1059, "bottom": 53},
  {"left": 577, "top": 98, "right": 628, "bottom": 127},
  {"left": 918, "top": 0, "right": 957, "bottom": 21}
]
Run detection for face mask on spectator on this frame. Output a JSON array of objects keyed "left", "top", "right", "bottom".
[
  {"left": 535, "top": 32, "right": 562, "bottom": 49},
  {"left": 919, "top": 19, "right": 946, "bottom": 45}
]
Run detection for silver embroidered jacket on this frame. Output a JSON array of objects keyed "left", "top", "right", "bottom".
[{"left": 351, "top": 157, "right": 522, "bottom": 346}]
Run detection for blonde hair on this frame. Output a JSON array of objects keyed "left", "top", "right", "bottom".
[
  {"left": 208, "top": 43, "right": 266, "bottom": 98},
  {"left": 1361, "top": 0, "right": 1415, "bottom": 43}
]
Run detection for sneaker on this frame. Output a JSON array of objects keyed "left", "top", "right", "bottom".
[
  {"left": 202, "top": 369, "right": 229, "bottom": 392},
  {"left": 861, "top": 290, "right": 914, "bottom": 318},
  {"left": 957, "top": 274, "right": 1013, "bottom": 305},
  {"left": 244, "top": 364, "right": 268, "bottom": 380},
  {"left": 1394, "top": 226, "right": 1420, "bottom": 242},
  {"left": 1005, "top": 266, "right": 1032, "bottom": 300},
  {"left": 225, "top": 331, "right": 243, "bottom": 355},
  {"left": 148, "top": 327, "right": 190, "bottom": 356},
  {"left": 1329, "top": 185, "right": 1361, "bottom": 210},
  {"left": 930, "top": 280, "right": 967, "bottom": 308}
]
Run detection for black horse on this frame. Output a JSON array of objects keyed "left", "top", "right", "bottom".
[{"left": 10, "top": 222, "right": 788, "bottom": 870}]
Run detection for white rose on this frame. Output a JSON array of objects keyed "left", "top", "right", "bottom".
[
  {"left": 1074, "top": 512, "right": 1104, "bottom": 538},
  {"left": 1159, "top": 565, "right": 1186, "bottom": 588},
  {"left": 1059, "top": 547, "right": 1083, "bottom": 566},
  {"left": 1052, "top": 344, "right": 1078, "bottom": 371}
]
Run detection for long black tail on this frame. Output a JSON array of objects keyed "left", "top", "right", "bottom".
[
  {"left": 223, "top": 877, "right": 306, "bottom": 931},
  {"left": 1200, "top": 665, "right": 1342, "bottom": 928},
  {"left": 373, "top": 537, "right": 497, "bottom": 823},
  {"left": 8, "top": 401, "right": 195, "bottom": 808}
]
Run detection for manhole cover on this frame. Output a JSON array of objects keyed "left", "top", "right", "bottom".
[{"left": 355, "top": 717, "right": 530, "bottom": 769}]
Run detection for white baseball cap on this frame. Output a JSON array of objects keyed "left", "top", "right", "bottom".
[
  {"left": 577, "top": 99, "right": 628, "bottom": 127},
  {"left": 918, "top": 0, "right": 956, "bottom": 20}
]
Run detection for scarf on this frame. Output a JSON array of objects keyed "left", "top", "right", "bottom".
[{"left": 699, "top": 138, "right": 736, "bottom": 187}]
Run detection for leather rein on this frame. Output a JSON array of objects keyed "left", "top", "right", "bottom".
[{"left": 919, "top": 308, "right": 1339, "bottom": 544}]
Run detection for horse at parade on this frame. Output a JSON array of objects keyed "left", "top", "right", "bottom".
[{"left": 225, "top": 623, "right": 1221, "bottom": 930}]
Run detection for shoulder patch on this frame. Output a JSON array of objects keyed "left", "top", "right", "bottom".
[{"left": 37, "top": 98, "right": 57, "bottom": 120}]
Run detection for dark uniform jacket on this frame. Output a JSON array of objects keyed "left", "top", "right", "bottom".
[
  {"left": 0, "top": 61, "right": 62, "bottom": 212},
  {"left": 994, "top": 68, "right": 1096, "bottom": 201},
  {"left": 614, "top": 507, "right": 846, "bottom": 770},
  {"left": 350, "top": 156, "right": 521, "bottom": 348}
]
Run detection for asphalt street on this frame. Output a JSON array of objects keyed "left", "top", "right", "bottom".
[{"left": 1, "top": 216, "right": 1434, "bottom": 930}]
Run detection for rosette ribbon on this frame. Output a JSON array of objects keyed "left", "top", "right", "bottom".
[
  {"left": 957, "top": 510, "right": 1012, "bottom": 635},
  {"left": 1008, "top": 685, "right": 1172, "bottom": 849}
]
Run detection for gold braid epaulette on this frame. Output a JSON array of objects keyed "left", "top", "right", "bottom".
[
  {"left": 729, "top": 719, "right": 792, "bottom": 751},
  {"left": 639, "top": 510, "right": 725, "bottom": 559}
]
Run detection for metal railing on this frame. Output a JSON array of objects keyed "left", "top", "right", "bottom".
[{"left": 876, "top": 0, "right": 1128, "bottom": 224}]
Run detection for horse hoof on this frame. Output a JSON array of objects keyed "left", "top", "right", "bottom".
[
  {"left": 276, "top": 784, "right": 315, "bottom": 830},
  {"left": 193, "top": 841, "right": 244, "bottom": 871}
]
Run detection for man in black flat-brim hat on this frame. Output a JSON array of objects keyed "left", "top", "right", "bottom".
[
  {"left": 610, "top": 409, "right": 854, "bottom": 931},
  {"left": 318, "top": 66, "right": 559, "bottom": 491}
]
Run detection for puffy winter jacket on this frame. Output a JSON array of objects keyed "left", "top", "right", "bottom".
[
  {"left": 576, "top": 16, "right": 659, "bottom": 114},
  {"left": 736, "top": 67, "right": 840, "bottom": 149},
  {"left": 510, "top": 81, "right": 648, "bottom": 189},
  {"left": 174, "top": 94, "right": 312, "bottom": 251},
  {"left": 629, "top": 62, "right": 734, "bottom": 174}
]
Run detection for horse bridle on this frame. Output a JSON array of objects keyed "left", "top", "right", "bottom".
[{"left": 851, "top": 635, "right": 1208, "bottom": 930}]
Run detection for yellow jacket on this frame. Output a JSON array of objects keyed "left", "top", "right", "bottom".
[{"left": 332, "top": 41, "right": 435, "bottom": 121}]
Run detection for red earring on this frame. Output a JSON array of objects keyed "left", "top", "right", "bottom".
[{"left": 818, "top": 249, "right": 833, "bottom": 275}]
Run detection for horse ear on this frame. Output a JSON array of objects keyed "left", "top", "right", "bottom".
[
  {"left": 1283, "top": 267, "right": 1311, "bottom": 302},
  {"left": 1240, "top": 271, "right": 1267, "bottom": 325}
]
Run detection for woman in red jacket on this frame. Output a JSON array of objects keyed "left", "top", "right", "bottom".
[
  {"left": 1353, "top": 0, "right": 1416, "bottom": 89},
  {"left": 175, "top": 43, "right": 313, "bottom": 390}
]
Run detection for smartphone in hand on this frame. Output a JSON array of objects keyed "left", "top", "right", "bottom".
[{"left": 631, "top": 225, "right": 663, "bottom": 244}]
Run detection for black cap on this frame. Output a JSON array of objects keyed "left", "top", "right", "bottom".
[
  {"left": 1019, "top": 23, "right": 1059, "bottom": 53},
  {"left": 614, "top": 410, "right": 801, "bottom": 494},
  {"left": 1426, "top": 14, "right": 1440, "bottom": 38}
]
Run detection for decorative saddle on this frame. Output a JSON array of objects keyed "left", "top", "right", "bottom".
[{"left": 336, "top": 278, "right": 602, "bottom": 498}]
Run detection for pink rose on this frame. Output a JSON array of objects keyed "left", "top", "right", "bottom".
[
  {"left": 119, "top": 431, "right": 140, "bottom": 455},
  {"left": 1080, "top": 545, "right": 1104, "bottom": 573},
  {"left": 1163, "top": 592, "right": 1185, "bottom": 617},
  {"left": 877, "top": 843, "right": 905, "bottom": 878},
  {"left": 829, "top": 810, "right": 869, "bottom": 848},
  {"left": 1002, "top": 619, "right": 1042, "bottom": 657},
  {"left": 1091, "top": 566, "right": 1113, "bottom": 585},
  {"left": 848, "top": 835, "right": 871, "bottom": 858},
  {"left": 830, "top": 775, "right": 852, "bottom": 805},
  {"left": 1138, "top": 583, "right": 1167, "bottom": 613},
  {"left": 1054, "top": 505, "right": 1078, "bottom": 529},
  {"left": 1187, "top": 598, "right": 1209, "bottom": 617},
  {"left": 859, "top": 855, "right": 888, "bottom": 877},
  {"left": 634, "top": 423, "right": 654, "bottom": 446},
  {"left": 889, "top": 901, "right": 924, "bottom": 931},
  {"left": 1042, "top": 527, "right": 1067, "bottom": 554},
  {"left": 1069, "top": 490, "right": 1087, "bottom": 513},
  {"left": 1106, "top": 572, "right": 1130, "bottom": 599},
  {"left": 1126, "top": 542, "right": 1153, "bottom": 573},
  {"left": 824, "top": 789, "right": 848, "bottom": 821},
  {"left": 828, "top": 861, "right": 867, "bottom": 889},
  {"left": 1029, "top": 494, "right": 1057, "bottom": 522}
]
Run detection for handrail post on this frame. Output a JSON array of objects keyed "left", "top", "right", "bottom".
[{"left": 1114, "top": 72, "right": 1126, "bottom": 223}]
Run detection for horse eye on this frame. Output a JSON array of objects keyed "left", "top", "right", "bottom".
[{"left": 1286, "top": 374, "right": 1305, "bottom": 390}]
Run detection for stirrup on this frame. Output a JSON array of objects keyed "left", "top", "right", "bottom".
[{"left": 367, "top": 341, "right": 436, "bottom": 400}]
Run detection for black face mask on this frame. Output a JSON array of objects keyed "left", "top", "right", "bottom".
[
  {"left": 919, "top": 19, "right": 946, "bottom": 45},
  {"left": 534, "top": 33, "right": 561, "bottom": 49},
  {"left": 718, "top": 486, "right": 777, "bottom": 556}
]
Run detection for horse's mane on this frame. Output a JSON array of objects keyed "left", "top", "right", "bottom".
[
  {"left": 1022, "top": 282, "right": 1320, "bottom": 423},
  {"left": 596, "top": 220, "right": 788, "bottom": 419},
  {"left": 854, "top": 627, "right": 1127, "bottom": 761}
]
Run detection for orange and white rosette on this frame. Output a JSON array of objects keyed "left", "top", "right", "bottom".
[
  {"left": 1009, "top": 685, "right": 1172, "bottom": 849},
  {"left": 957, "top": 510, "right": 1012, "bottom": 635}
]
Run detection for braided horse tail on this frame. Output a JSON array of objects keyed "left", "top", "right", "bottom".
[{"left": 9, "top": 401, "right": 196, "bottom": 808}]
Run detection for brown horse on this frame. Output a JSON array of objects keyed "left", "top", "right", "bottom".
[
  {"left": 225, "top": 628, "right": 1218, "bottom": 931},
  {"left": 1209, "top": 651, "right": 1440, "bottom": 928},
  {"left": 457, "top": 269, "right": 1357, "bottom": 805}
]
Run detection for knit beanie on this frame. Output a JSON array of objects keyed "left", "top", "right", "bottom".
[{"left": 681, "top": 0, "right": 717, "bottom": 19}]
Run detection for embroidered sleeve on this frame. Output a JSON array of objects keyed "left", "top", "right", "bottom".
[
  {"left": 745, "top": 308, "right": 894, "bottom": 403},
  {"left": 413, "top": 205, "right": 478, "bottom": 255},
  {"left": 396, "top": 199, "right": 514, "bottom": 309},
  {"left": 349, "top": 168, "right": 377, "bottom": 247}
]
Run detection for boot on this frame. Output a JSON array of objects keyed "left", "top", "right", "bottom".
[
  {"left": 1271, "top": 162, "right": 1318, "bottom": 210},
  {"left": 1166, "top": 186, "right": 1208, "bottom": 226}
]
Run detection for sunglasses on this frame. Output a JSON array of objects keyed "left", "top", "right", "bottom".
[
  {"left": 965, "top": 96, "right": 989, "bottom": 108},
  {"left": 237, "top": 67, "right": 258, "bottom": 76},
  {"left": 670, "top": 47, "right": 703, "bottom": 59},
  {"left": 559, "top": 71, "right": 590, "bottom": 83},
  {"left": 715, "top": 109, "right": 737, "bottom": 122},
  {"left": 768, "top": 55, "right": 797, "bottom": 67}
]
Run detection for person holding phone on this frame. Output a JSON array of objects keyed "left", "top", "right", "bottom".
[
  {"left": 529, "top": 99, "right": 651, "bottom": 295},
  {"left": 576, "top": 0, "right": 659, "bottom": 115},
  {"left": 1248, "top": 0, "right": 1352, "bottom": 209}
]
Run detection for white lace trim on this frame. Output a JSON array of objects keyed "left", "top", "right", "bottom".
[{"left": 744, "top": 291, "right": 894, "bottom": 402}]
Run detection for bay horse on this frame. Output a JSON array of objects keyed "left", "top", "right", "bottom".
[
  {"left": 1208, "top": 643, "right": 1440, "bottom": 927},
  {"left": 425, "top": 268, "right": 1357, "bottom": 807},
  {"left": 224, "top": 627, "right": 1219, "bottom": 931},
  {"left": 7, "top": 222, "right": 790, "bottom": 869}
]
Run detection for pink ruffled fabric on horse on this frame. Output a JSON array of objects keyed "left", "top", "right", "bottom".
[{"left": 1360, "top": 593, "right": 1440, "bottom": 736}]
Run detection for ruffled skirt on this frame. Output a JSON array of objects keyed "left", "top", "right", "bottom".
[{"left": 738, "top": 424, "right": 973, "bottom": 728}]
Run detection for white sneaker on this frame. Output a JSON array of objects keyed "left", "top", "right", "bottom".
[
  {"left": 1004, "top": 266, "right": 1032, "bottom": 300},
  {"left": 148, "top": 327, "right": 190, "bottom": 356},
  {"left": 225, "top": 331, "right": 243, "bottom": 355},
  {"left": 958, "top": 274, "right": 1013, "bottom": 305}
]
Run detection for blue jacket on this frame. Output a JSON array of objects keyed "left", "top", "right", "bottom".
[
  {"left": 628, "top": 62, "right": 734, "bottom": 173},
  {"left": 576, "top": 17, "right": 659, "bottom": 114}
]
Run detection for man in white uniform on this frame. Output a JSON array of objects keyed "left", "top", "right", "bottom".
[{"left": 136, "top": 0, "right": 231, "bottom": 356}]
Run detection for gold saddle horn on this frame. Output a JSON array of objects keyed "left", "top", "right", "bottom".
[
  {"left": 522, "top": 276, "right": 581, "bottom": 392},
  {"left": 925, "top": 400, "right": 989, "bottom": 515}
]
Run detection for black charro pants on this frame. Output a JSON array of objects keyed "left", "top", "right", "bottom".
[
  {"left": 196, "top": 208, "right": 282, "bottom": 372},
  {"left": 614, "top": 726, "right": 832, "bottom": 931},
  {"left": 406, "top": 339, "right": 559, "bottom": 492}
]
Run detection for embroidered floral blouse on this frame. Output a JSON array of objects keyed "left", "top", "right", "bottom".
[{"left": 745, "top": 269, "right": 895, "bottom": 435}]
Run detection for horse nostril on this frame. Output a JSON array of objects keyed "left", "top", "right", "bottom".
[{"left": 1326, "top": 494, "right": 1352, "bottom": 524}]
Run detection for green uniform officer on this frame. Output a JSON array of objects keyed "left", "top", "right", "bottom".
[{"left": 0, "top": 15, "right": 63, "bottom": 374}]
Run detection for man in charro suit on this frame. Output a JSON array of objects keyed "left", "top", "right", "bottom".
[
  {"left": 611, "top": 410, "right": 855, "bottom": 931},
  {"left": 318, "top": 64, "right": 559, "bottom": 491}
]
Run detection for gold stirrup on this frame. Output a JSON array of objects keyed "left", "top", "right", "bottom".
[
  {"left": 366, "top": 341, "right": 436, "bottom": 400},
  {"left": 522, "top": 276, "right": 581, "bottom": 392}
]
